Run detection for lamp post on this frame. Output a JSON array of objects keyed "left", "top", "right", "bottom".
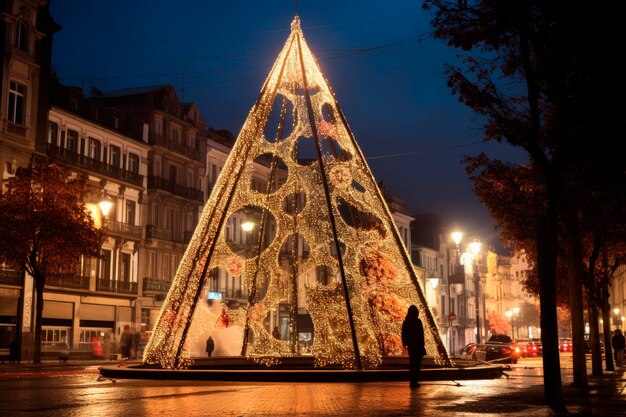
[
  {"left": 469, "top": 239, "right": 482, "bottom": 344},
  {"left": 241, "top": 220, "right": 255, "bottom": 297},
  {"left": 512, "top": 306, "right": 520, "bottom": 339},
  {"left": 505, "top": 310, "right": 513, "bottom": 337},
  {"left": 449, "top": 230, "right": 463, "bottom": 354},
  {"left": 614, "top": 308, "right": 621, "bottom": 329}
]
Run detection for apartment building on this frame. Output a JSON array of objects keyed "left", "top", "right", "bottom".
[{"left": 0, "top": 0, "right": 58, "bottom": 356}]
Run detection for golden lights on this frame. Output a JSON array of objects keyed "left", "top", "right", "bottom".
[{"left": 142, "top": 16, "right": 451, "bottom": 370}]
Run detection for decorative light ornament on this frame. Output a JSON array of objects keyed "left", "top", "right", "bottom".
[{"left": 142, "top": 15, "right": 451, "bottom": 370}]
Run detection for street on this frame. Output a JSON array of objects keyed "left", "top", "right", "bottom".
[{"left": 0, "top": 354, "right": 625, "bottom": 417}]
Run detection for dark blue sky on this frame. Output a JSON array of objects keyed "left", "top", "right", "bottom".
[{"left": 49, "top": 0, "right": 526, "bottom": 251}]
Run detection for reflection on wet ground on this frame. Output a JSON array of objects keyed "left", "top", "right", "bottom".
[{"left": 0, "top": 355, "right": 624, "bottom": 417}]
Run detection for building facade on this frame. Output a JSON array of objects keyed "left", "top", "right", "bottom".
[{"left": 0, "top": 0, "right": 59, "bottom": 357}]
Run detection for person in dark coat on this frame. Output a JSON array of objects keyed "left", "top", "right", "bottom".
[
  {"left": 402, "top": 305, "right": 426, "bottom": 388},
  {"left": 206, "top": 336, "right": 215, "bottom": 358},
  {"left": 120, "top": 325, "right": 133, "bottom": 358},
  {"left": 612, "top": 329, "right": 625, "bottom": 367},
  {"left": 9, "top": 339, "right": 19, "bottom": 364}
]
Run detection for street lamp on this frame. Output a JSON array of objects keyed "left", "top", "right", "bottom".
[
  {"left": 505, "top": 310, "right": 513, "bottom": 337},
  {"left": 241, "top": 220, "right": 255, "bottom": 257},
  {"left": 614, "top": 308, "right": 621, "bottom": 329},
  {"left": 469, "top": 239, "right": 482, "bottom": 344},
  {"left": 512, "top": 306, "right": 520, "bottom": 339},
  {"left": 449, "top": 230, "right": 463, "bottom": 355},
  {"left": 98, "top": 195, "right": 113, "bottom": 217}
]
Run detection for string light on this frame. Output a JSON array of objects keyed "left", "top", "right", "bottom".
[{"left": 143, "top": 16, "right": 451, "bottom": 369}]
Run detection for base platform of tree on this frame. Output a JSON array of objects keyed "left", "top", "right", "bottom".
[{"left": 99, "top": 356, "right": 507, "bottom": 382}]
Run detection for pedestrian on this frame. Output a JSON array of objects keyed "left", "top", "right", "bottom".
[
  {"left": 611, "top": 329, "right": 625, "bottom": 367},
  {"left": 9, "top": 338, "right": 18, "bottom": 364},
  {"left": 120, "top": 325, "right": 132, "bottom": 358},
  {"left": 91, "top": 333, "right": 103, "bottom": 358},
  {"left": 272, "top": 326, "right": 280, "bottom": 339},
  {"left": 206, "top": 336, "right": 215, "bottom": 358},
  {"left": 402, "top": 305, "right": 426, "bottom": 388}
]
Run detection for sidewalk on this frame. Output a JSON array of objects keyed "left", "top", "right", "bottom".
[
  {"left": 0, "top": 360, "right": 624, "bottom": 416},
  {"left": 0, "top": 358, "right": 125, "bottom": 379}
]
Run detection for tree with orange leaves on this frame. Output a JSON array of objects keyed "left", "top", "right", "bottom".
[{"left": 0, "top": 161, "right": 103, "bottom": 363}]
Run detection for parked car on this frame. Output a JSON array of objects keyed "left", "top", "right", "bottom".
[
  {"left": 530, "top": 338, "right": 543, "bottom": 356},
  {"left": 559, "top": 338, "right": 572, "bottom": 352},
  {"left": 475, "top": 335, "right": 519, "bottom": 364},
  {"left": 516, "top": 339, "right": 532, "bottom": 358},
  {"left": 458, "top": 343, "right": 477, "bottom": 360},
  {"left": 517, "top": 338, "right": 541, "bottom": 357}
]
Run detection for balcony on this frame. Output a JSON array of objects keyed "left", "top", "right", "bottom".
[
  {"left": 0, "top": 269, "right": 22, "bottom": 286},
  {"left": 47, "top": 274, "right": 90, "bottom": 290},
  {"left": 143, "top": 278, "right": 172, "bottom": 294},
  {"left": 148, "top": 132, "right": 202, "bottom": 162},
  {"left": 208, "top": 288, "right": 246, "bottom": 300},
  {"left": 96, "top": 279, "right": 138, "bottom": 295},
  {"left": 46, "top": 144, "right": 143, "bottom": 186},
  {"left": 104, "top": 219, "right": 143, "bottom": 240},
  {"left": 7, "top": 121, "right": 26, "bottom": 137},
  {"left": 148, "top": 176, "right": 204, "bottom": 203},
  {"left": 146, "top": 225, "right": 172, "bottom": 241}
]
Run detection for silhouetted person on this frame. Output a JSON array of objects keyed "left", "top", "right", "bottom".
[
  {"left": 9, "top": 339, "right": 18, "bottom": 364},
  {"left": 402, "top": 305, "right": 426, "bottom": 388},
  {"left": 120, "top": 325, "right": 132, "bottom": 358},
  {"left": 206, "top": 336, "right": 215, "bottom": 358},
  {"left": 612, "top": 329, "right": 625, "bottom": 367}
]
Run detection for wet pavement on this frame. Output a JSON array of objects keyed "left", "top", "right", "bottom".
[{"left": 0, "top": 356, "right": 624, "bottom": 416}]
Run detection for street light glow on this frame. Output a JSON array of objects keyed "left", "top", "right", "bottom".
[
  {"left": 98, "top": 196, "right": 113, "bottom": 217},
  {"left": 241, "top": 221, "right": 254, "bottom": 232},
  {"left": 512, "top": 306, "right": 520, "bottom": 315},
  {"left": 614, "top": 307, "right": 620, "bottom": 315},
  {"left": 468, "top": 239, "right": 481, "bottom": 256},
  {"left": 451, "top": 231, "right": 463, "bottom": 246}
]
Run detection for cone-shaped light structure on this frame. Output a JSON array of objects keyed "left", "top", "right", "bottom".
[{"left": 143, "top": 16, "right": 451, "bottom": 370}]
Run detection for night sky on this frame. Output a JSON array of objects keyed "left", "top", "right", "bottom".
[{"left": 49, "top": 0, "right": 527, "bottom": 252}]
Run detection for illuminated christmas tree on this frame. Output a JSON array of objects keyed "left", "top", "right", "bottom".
[{"left": 143, "top": 16, "right": 451, "bottom": 370}]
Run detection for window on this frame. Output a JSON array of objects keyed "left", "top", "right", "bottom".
[
  {"left": 163, "top": 255, "right": 170, "bottom": 280},
  {"left": 47, "top": 122, "right": 58, "bottom": 145},
  {"left": 88, "top": 138, "right": 101, "bottom": 160},
  {"left": 8, "top": 81, "right": 26, "bottom": 125},
  {"left": 100, "top": 250, "right": 112, "bottom": 280},
  {"left": 41, "top": 328, "right": 69, "bottom": 347},
  {"left": 169, "top": 165, "right": 177, "bottom": 185},
  {"left": 126, "top": 200, "right": 136, "bottom": 225},
  {"left": 128, "top": 153, "right": 139, "bottom": 174},
  {"left": 14, "top": 21, "right": 28, "bottom": 52},
  {"left": 147, "top": 252, "right": 156, "bottom": 279},
  {"left": 120, "top": 253, "right": 131, "bottom": 282},
  {"left": 109, "top": 145, "right": 121, "bottom": 167},
  {"left": 66, "top": 130, "right": 78, "bottom": 152},
  {"left": 172, "top": 127, "right": 180, "bottom": 143}
]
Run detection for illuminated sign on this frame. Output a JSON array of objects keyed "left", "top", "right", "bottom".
[{"left": 207, "top": 291, "right": 222, "bottom": 300}]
